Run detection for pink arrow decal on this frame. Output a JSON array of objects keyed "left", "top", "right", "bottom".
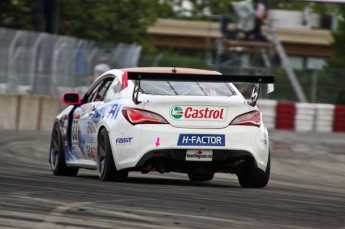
[{"left": 155, "top": 137, "right": 160, "bottom": 147}]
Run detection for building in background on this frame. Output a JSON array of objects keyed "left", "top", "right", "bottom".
[{"left": 147, "top": 8, "right": 335, "bottom": 71}]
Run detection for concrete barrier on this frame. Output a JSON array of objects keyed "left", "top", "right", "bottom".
[
  {"left": 18, "top": 95, "right": 40, "bottom": 130},
  {"left": 276, "top": 102, "right": 296, "bottom": 130},
  {"left": 334, "top": 105, "right": 345, "bottom": 132},
  {"left": 0, "top": 94, "right": 19, "bottom": 129},
  {"left": 39, "top": 97, "right": 63, "bottom": 131},
  {"left": 295, "top": 103, "right": 315, "bottom": 132},
  {"left": 0, "top": 94, "right": 63, "bottom": 131},
  {"left": 0, "top": 94, "right": 344, "bottom": 133},
  {"left": 314, "top": 104, "right": 335, "bottom": 132}
]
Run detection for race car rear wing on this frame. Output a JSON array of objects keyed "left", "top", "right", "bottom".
[{"left": 124, "top": 72, "right": 274, "bottom": 107}]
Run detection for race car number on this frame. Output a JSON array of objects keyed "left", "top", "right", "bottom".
[
  {"left": 71, "top": 119, "right": 79, "bottom": 144},
  {"left": 186, "top": 149, "right": 213, "bottom": 161}
]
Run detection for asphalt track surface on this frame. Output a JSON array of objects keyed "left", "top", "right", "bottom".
[{"left": 0, "top": 129, "right": 345, "bottom": 229}]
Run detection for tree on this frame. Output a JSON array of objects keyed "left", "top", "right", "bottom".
[
  {"left": 0, "top": 0, "right": 36, "bottom": 30},
  {"left": 327, "top": 4, "right": 345, "bottom": 68},
  {"left": 58, "top": 0, "right": 159, "bottom": 45},
  {"left": 0, "top": 0, "right": 160, "bottom": 45}
]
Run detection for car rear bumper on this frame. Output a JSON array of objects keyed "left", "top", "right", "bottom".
[
  {"left": 134, "top": 149, "right": 257, "bottom": 174},
  {"left": 109, "top": 124, "right": 269, "bottom": 171}
]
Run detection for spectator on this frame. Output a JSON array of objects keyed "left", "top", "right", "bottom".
[
  {"left": 231, "top": 0, "right": 255, "bottom": 40},
  {"left": 93, "top": 57, "right": 110, "bottom": 82},
  {"left": 252, "top": 0, "right": 267, "bottom": 41},
  {"left": 302, "top": 3, "right": 314, "bottom": 28}
]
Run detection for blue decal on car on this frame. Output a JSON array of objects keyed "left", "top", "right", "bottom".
[
  {"left": 106, "top": 104, "right": 121, "bottom": 120},
  {"left": 177, "top": 134, "right": 225, "bottom": 146},
  {"left": 115, "top": 137, "right": 133, "bottom": 145}
]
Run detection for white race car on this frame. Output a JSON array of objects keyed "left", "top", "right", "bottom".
[{"left": 49, "top": 67, "right": 274, "bottom": 188}]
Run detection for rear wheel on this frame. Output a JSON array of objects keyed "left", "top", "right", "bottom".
[
  {"left": 237, "top": 152, "right": 270, "bottom": 188},
  {"left": 97, "top": 128, "right": 128, "bottom": 181},
  {"left": 188, "top": 173, "right": 214, "bottom": 182},
  {"left": 50, "top": 124, "right": 79, "bottom": 176}
]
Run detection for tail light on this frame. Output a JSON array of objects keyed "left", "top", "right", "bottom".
[
  {"left": 122, "top": 108, "right": 169, "bottom": 125},
  {"left": 230, "top": 110, "right": 262, "bottom": 127}
]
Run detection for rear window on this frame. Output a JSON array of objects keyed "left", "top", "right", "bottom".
[{"left": 140, "top": 81, "right": 236, "bottom": 96}]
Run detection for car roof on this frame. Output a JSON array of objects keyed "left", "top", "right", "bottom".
[{"left": 119, "top": 67, "right": 220, "bottom": 75}]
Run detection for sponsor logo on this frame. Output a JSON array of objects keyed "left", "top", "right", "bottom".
[
  {"left": 261, "top": 139, "right": 268, "bottom": 145},
  {"left": 177, "top": 134, "right": 225, "bottom": 146},
  {"left": 170, "top": 106, "right": 183, "bottom": 119},
  {"left": 170, "top": 106, "right": 227, "bottom": 121},
  {"left": 86, "top": 144, "right": 97, "bottom": 158},
  {"left": 106, "top": 104, "right": 121, "bottom": 120},
  {"left": 186, "top": 149, "right": 213, "bottom": 161},
  {"left": 186, "top": 151, "right": 212, "bottom": 159},
  {"left": 115, "top": 137, "right": 133, "bottom": 145}
]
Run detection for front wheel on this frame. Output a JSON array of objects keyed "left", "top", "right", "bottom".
[
  {"left": 237, "top": 152, "right": 270, "bottom": 188},
  {"left": 50, "top": 124, "right": 79, "bottom": 176},
  {"left": 97, "top": 128, "right": 128, "bottom": 181},
  {"left": 188, "top": 173, "right": 214, "bottom": 182}
]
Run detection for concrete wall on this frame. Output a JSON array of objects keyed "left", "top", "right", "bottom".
[{"left": 0, "top": 94, "right": 64, "bottom": 132}]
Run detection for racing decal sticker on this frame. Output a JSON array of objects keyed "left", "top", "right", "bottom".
[
  {"left": 106, "top": 104, "right": 121, "bottom": 120},
  {"left": 115, "top": 137, "right": 133, "bottom": 145},
  {"left": 177, "top": 134, "right": 225, "bottom": 146},
  {"left": 170, "top": 106, "right": 228, "bottom": 121},
  {"left": 86, "top": 143, "right": 97, "bottom": 158},
  {"left": 73, "top": 113, "right": 80, "bottom": 119},
  {"left": 155, "top": 137, "right": 160, "bottom": 147},
  {"left": 122, "top": 72, "right": 128, "bottom": 89},
  {"left": 88, "top": 106, "right": 107, "bottom": 134},
  {"left": 186, "top": 149, "right": 213, "bottom": 161},
  {"left": 59, "top": 115, "right": 69, "bottom": 135},
  {"left": 92, "top": 103, "right": 101, "bottom": 112},
  {"left": 71, "top": 119, "right": 79, "bottom": 144},
  {"left": 261, "top": 139, "right": 268, "bottom": 145}
]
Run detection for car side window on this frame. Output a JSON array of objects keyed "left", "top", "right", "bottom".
[
  {"left": 87, "top": 83, "right": 103, "bottom": 103},
  {"left": 95, "top": 80, "right": 112, "bottom": 102},
  {"left": 86, "top": 78, "right": 114, "bottom": 103},
  {"left": 104, "top": 77, "right": 122, "bottom": 102}
]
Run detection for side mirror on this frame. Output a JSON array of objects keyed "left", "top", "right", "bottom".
[{"left": 62, "top": 92, "right": 81, "bottom": 105}]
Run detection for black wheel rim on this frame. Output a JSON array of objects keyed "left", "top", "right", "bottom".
[
  {"left": 97, "top": 133, "right": 106, "bottom": 176},
  {"left": 50, "top": 127, "right": 60, "bottom": 170}
]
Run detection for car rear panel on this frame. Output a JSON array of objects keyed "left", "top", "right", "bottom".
[
  {"left": 142, "top": 96, "right": 251, "bottom": 129},
  {"left": 109, "top": 124, "right": 269, "bottom": 171}
]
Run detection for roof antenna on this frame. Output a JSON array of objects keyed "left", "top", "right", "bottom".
[{"left": 172, "top": 67, "right": 177, "bottom": 73}]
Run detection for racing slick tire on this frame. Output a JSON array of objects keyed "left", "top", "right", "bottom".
[
  {"left": 188, "top": 173, "right": 214, "bottom": 182},
  {"left": 97, "top": 128, "right": 128, "bottom": 182},
  {"left": 237, "top": 152, "right": 270, "bottom": 188},
  {"left": 50, "top": 124, "right": 79, "bottom": 176}
]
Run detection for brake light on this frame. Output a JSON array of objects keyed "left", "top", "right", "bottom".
[
  {"left": 122, "top": 108, "right": 169, "bottom": 125},
  {"left": 230, "top": 110, "right": 262, "bottom": 127}
]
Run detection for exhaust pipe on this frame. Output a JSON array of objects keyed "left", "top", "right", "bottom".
[{"left": 234, "top": 159, "right": 248, "bottom": 168}]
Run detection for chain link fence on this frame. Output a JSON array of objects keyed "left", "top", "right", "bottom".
[
  {"left": 0, "top": 27, "right": 142, "bottom": 96},
  {"left": 1, "top": 27, "right": 344, "bottom": 104}
]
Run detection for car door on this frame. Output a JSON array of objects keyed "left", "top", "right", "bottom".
[{"left": 71, "top": 77, "right": 114, "bottom": 160}]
